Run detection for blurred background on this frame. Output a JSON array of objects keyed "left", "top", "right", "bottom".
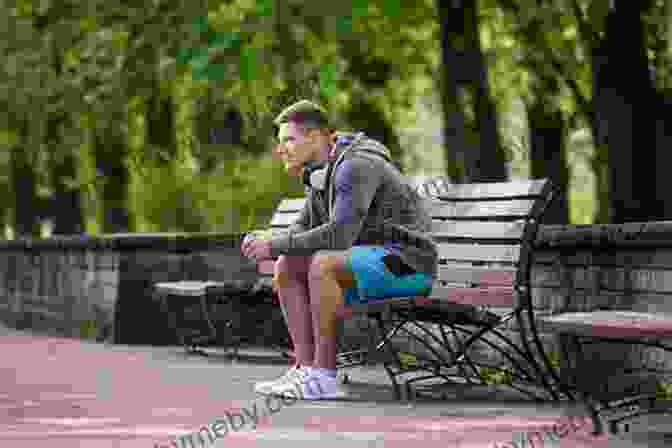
[{"left": 1, "top": 0, "right": 670, "bottom": 238}]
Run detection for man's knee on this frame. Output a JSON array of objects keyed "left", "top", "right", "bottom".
[
  {"left": 308, "top": 251, "right": 355, "bottom": 288},
  {"left": 274, "top": 255, "right": 310, "bottom": 289},
  {"left": 308, "top": 252, "right": 337, "bottom": 280}
]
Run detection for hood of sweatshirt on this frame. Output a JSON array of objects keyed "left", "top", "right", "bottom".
[
  {"left": 326, "top": 131, "right": 394, "bottom": 217},
  {"left": 330, "top": 131, "right": 392, "bottom": 164}
]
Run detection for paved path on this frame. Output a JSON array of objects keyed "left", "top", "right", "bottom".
[{"left": 0, "top": 326, "right": 667, "bottom": 447}]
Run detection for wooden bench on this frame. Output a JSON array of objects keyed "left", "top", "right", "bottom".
[{"left": 263, "top": 177, "right": 561, "bottom": 401}]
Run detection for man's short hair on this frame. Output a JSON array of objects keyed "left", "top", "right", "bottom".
[{"left": 273, "top": 100, "right": 330, "bottom": 131}]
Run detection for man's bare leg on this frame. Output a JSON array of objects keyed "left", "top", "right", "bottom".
[
  {"left": 258, "top": 251, "right": 355, "bottom": 399},
  {"left": 274, "top": 255, "right": 315, "bottom": 366},
  {"left": 308, "top": 252, "right": 356, "bottom": 370}
]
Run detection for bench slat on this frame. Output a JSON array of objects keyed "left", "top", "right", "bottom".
[
  {"left": 270, "top": 213, "right": 301, "bottom": 227},
  {"left": 429, "top": 199, "right": 536, "bottom": 220},
  {"left": 429, "top": 284, "right": 516, "bottom": 306},
  {"left": 437, "top": 265, "right": 516, "bottom": 286},
  {"left": 539, "top": 311, "right": 672, "bottom": 339},
  {"left": 431, "top": 220, "right": 526, "bottom": 241},
  {"left": 272, "top": 202, "right": 537, "bottom": 227},
  {"left": 437, "top": 179, "right": 549, "bottom": 201},
  {"left": 276, "top": 198, "right": 307, "bottom": 213},
  {"left": 438, "top": 243, "right": 520, "bottom": 263},
  {"left": 260, "top": 261, "right": 516, "bottom": 288},
  {"left": 260, "top": 244, "right": 521, "bottom": 266},
  {"left": 273, "top": 216, "right": 529, "bottom": 237},
  {"left": 418, "top": 176, "right": 452, "bottom": 197},
  {"left": 155, "top": 280, "right": 223, "bottom": 296},
  {"left": 273, "top": 196, "right": 542, "bottom": 227}
]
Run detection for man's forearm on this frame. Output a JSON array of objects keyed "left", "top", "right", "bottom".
[{"left": 269, "top": 220, "right": 363, "bottom": 256}]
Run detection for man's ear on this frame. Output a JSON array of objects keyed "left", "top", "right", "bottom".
[{"left": 304, "top": 127, "right": 323, "bottom": 141}]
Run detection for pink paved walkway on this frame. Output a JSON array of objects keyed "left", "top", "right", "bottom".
[{"left": 0, "top": 332, "right": 612, "bottom": 447}]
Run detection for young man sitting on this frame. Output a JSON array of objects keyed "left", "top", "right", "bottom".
[{"left": 241, "top": 100, "right": 438, "bottom": 400}]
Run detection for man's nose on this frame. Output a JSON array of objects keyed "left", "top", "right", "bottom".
[{"left": 274, "top": 143, "right": 286, "bottom": 156}]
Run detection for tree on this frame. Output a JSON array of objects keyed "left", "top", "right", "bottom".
[
  {"left": 527, "top": 77, "right": 570, "bottom": 224},
  {"left": 572, "top": 0, "right": 663, "bottom": 222},
  {"left": 436, "top": 0, "right": 508, "bottom": 183},
  {"left": 1, "top": 4, "right": 50, "bottom": 237},
  {"left": 33, "top": 4, "right": 85, "bottom": 234}
]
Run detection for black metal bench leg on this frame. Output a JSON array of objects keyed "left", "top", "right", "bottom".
[
  {"left": 524, "top": 305, "right": 576, "bottom": 401},
  {"left": 515, "top": 309, "right": 560, "bottom": 400},
  {"left": 558, "top": 333, "right": 605, "bottom": 436},
  {"left": 159, "top": 294, "right": 192, "bottom": 354},
  {"left": 372, "top": 312, "right": 406, "bottom": 401}
]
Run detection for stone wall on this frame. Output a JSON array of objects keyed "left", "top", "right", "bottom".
[
  {"left": 0, "top": 246, "right": 118, "bottom": 341},
  {"left": 531, "top": 223, "right": 672, "bottom": 399}
]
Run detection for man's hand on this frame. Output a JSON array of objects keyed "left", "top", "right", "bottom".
[{"left": 242, "top": 231, "right": 273, "bottom": 262}]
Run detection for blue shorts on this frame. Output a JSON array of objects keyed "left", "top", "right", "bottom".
[{"left": 343, "top": 246, "right": 433, "bottom": 305}]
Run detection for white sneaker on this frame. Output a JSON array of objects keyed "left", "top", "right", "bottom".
[
  {"left": 254, "top": 365, "right": 307, "bottom": 394},
  {"left": 263, "top": 369, "right": 348, "bottom": 400}
]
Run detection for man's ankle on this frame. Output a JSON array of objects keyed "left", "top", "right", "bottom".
[{"left": 309, "top": 367, "right": 337, "bottom": 378}]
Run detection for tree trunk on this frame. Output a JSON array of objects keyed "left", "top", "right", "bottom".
[
  {"left": 51, "top": 152, "right": 84, "bottom": 235},
  {"left": 94, "top": 126, "right": 131, "bottom": 233},
  {"left": 194, "top": 91, "right": 244, "bottom": 173},
  {"left": 45, "top": 114, "right": 85, "bottom": 235},
  {"left": 436, "top": 0, "right": 507, "bottom": 183},
  {"left": 145, "top": 80, "right": 177, "bottom": 164},
  {"left": 593, "top": 1, "right": 661, "bottom": 222},
  {"left": 527, "top": 95, "right": 570, "bottom": 224},
  {"left": 655, "top": 94, "right": 672, "bottom": 219},
  {"left": 11, "top": 144, "right": 41, "bottom": 237}
]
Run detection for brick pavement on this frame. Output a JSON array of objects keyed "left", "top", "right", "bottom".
[{"left": 0, "top": 325, "right": 665, "bottom": 448}]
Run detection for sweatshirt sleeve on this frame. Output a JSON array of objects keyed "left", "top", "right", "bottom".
[
  {"left": 269, "top": 157, "right": 382, "bottom": 256},
  {"left": 287, "top": 196, "right": 310, "bottom": 234}
]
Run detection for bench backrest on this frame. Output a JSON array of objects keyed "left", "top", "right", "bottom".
[
  {"left": 262, "top": 177, "right": 555, "bottom": 309},
  {"left": 428, "top": 178, "right": 553, "bottom": 308}
]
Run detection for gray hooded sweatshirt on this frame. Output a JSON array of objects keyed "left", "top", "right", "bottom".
[{"left": 269, "top": 131, "right": 438, "bottom": 277}]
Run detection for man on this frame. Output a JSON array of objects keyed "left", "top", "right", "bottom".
[{"left": 241, "top": 100, "right": 437, "bottom": 399}]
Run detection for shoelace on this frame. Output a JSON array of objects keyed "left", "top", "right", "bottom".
[{"left": 282, "top": 366, "right": 307, "bottom": 383}]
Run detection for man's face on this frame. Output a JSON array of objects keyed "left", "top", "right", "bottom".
[{"left": 275, "top": 121, "right": 321, "bottom": 176}]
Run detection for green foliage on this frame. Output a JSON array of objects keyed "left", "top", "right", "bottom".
[
  {"left": 131, "top": 151, "right": 302, "bottom": 233},
  {"left": 131, "top": 162, "right": 208, "bottom": 233},
  {"left": 79, "top": 319, "right": 97, "bottom": 340},
  {"left": 544, "top": 350, "right": 562, "bottom": 371},
  {"left": 398, "top": 351, "right": 418, "bottom": 369},
  {"left": 656, "top": 381, "right": 672, "bottom": 399},
  {"left": 318, "top": 63, "right": 339, "bottom": 98},
  {"left": 200, "top": 154, "right": 304, "bottom": 232},
  {"left": 5, "top": 0, "right": 672, "bottom": 235},
  {"left": 479, "top": 366, "right": 514, "bottom": 386}
]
